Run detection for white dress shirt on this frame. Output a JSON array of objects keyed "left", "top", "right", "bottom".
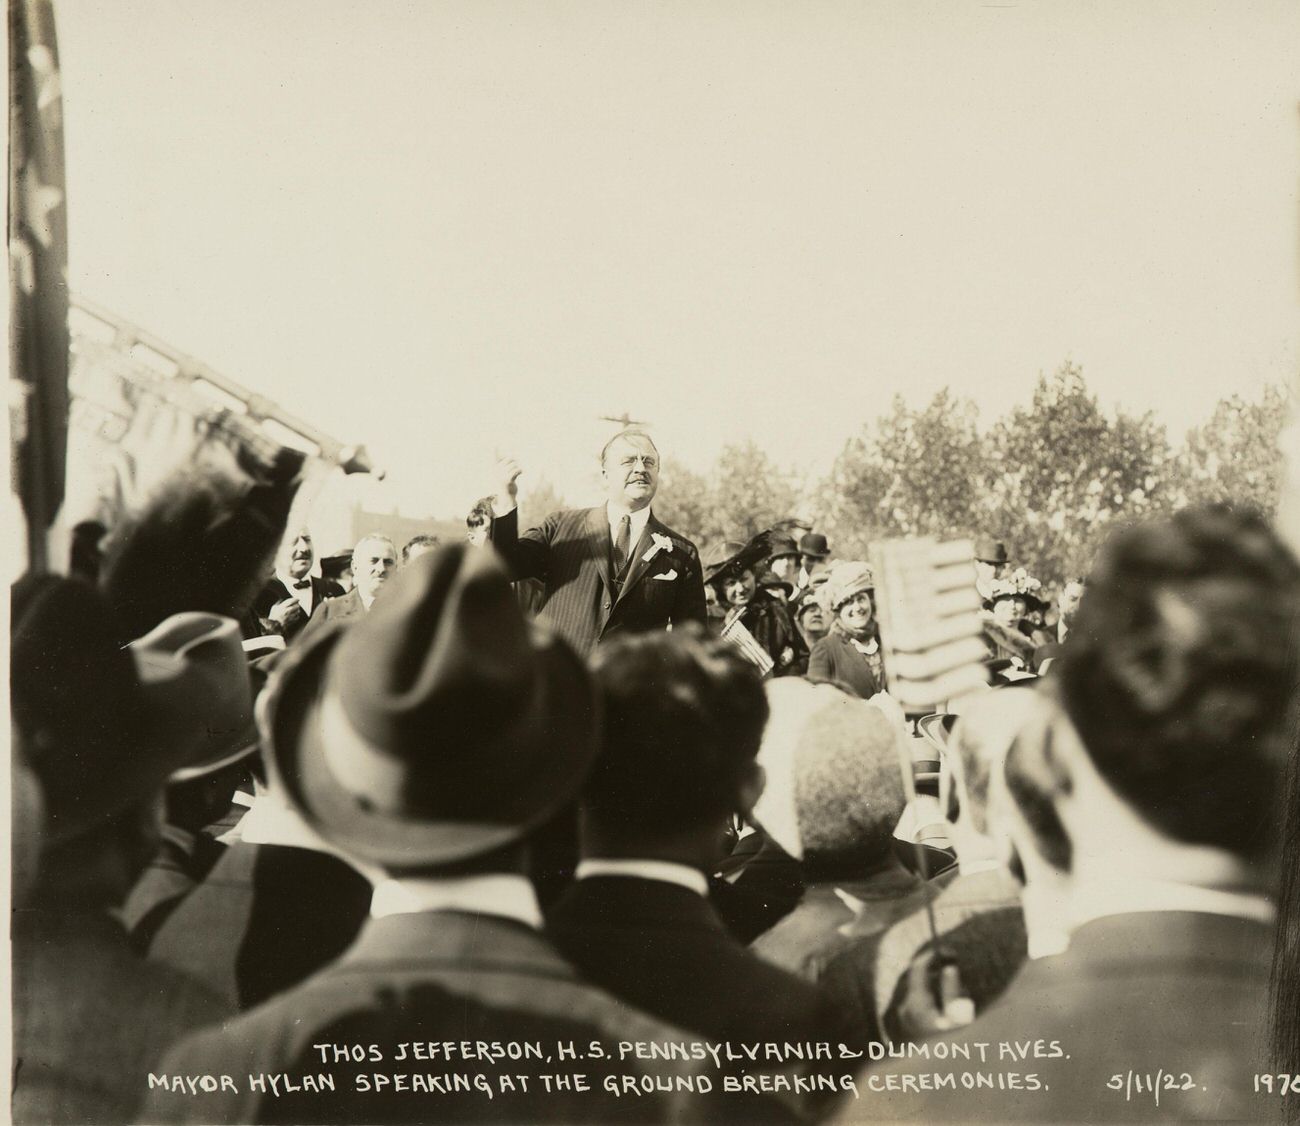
[
  {"left": 370, "top": 872, "right": 544, "bottom": 929},
  {"left": 575, "top": 858, "right": 708, "bottom": 897},
  {"left": 274, "top": 569, "right": 315, "bottom": 615}
]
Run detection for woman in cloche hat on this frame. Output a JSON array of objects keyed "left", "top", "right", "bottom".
[{"left": 805, "top": 561, "right": 886, "bottom": 699}]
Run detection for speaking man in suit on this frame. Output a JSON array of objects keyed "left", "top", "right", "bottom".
[
  {"left": 844, "top": 505, "right": 1299, "bottom": 1123},
  {"left": 489, "top": 429, "right": 706, "bottom": 657},
  {"left": 251, "top": 530, "right": 342, "bottom": 641},
  {"left": 144, "top": 546, "right": 711, "bottom": 1125}
]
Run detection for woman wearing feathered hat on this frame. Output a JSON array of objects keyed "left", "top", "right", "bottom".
[
  {"left": 805, "top": 561, "right": 886, "bottom": 699},
  {"left": 702, "top": 533, "right": 802, "bottom": 676}
]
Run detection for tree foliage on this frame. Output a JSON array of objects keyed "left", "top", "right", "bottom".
[
  {"left": 518, "top": 476, "right": 567, "bottom": 528},
  {"left": 650, "top": 363, "right": 1288, "bottom": 590},
  {"left": 657, "top": 442, "right": 800, "bottom": 548},
  {"left": 826, "top": 389, "right": 989, "bottom": 556},
  {"left": 1174, "top": 385, "right": 1289, "bottom": 514}
]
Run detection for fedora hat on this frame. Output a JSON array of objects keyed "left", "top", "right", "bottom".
[
  {"left": 799, "top": 532, "right": 830, "bottom": 559},
  {"left": 131, "top": 612, "right": 258, "bottom": 783},
  {"left": 265, "top": 543, "right": 599, "bottom": 870},
  {"left": 973, "top": 537, "right": 1009, "bottom": 565},
  {"left": 12, "top": 576, "right": 254, "bottom": 843}
]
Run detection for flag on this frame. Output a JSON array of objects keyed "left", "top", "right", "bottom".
[
  {"left": 721, "top": 616, "right": 775, "bottom": 677},
  {"left": 9, "top": 0, "right": 70, "bottom": 569}
]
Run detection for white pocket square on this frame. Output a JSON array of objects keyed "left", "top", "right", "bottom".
[{"left": 653, "top": 570, "right": 678, "bottom": 581}]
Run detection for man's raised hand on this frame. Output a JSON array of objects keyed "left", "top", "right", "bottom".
[{"left": 494, "top": 457, "right": 523, "bottom": 515}]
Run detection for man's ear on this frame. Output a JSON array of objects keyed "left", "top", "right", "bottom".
[{"left": 736, "top": 761, "right": 766, "bottom": 819}]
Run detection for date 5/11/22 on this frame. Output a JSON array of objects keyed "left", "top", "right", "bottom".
[{"left": 1106, "top": 1070, "right": 1198, "bottom": 1106}]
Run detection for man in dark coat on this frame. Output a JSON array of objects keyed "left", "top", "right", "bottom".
[
  {"left": 295, "top": 533, "right": 396, "bottom": 641},
  {"left": 144, "top": 547, "right": 709, "bottom": 1125},
  {"left": 547, "top": 627, "right": 850, "bottom": 1048},
  {"left": 843, "top": 507, "right": 1298, "bottom": 1122},
  {"left": 488, "top": 430, "right": 706, "bottom": 657},
  {"left": 250, "top": 530, "right": 342, "bottom": 641}
]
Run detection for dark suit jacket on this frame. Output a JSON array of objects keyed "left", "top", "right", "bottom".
[
  {"left": 295, "top": 586, "right": 366, "bottom": 642},
  {"left": 843, "top": 912, "right": 1277, "bottom": 1122},
  {"left": 13, "top": 909, "right": 229, "bottom": 1125},
  {"left": 145, "top": 910, "right": 711, "bottom": 1124},
  {"left": 547, "top": 875, "right": 850, "bottom": 1048},
  {"left": 490, "top": 506, "right": 706, "bottom": 657},
  {"left": 712, "top": 826, "right": 805, "bottom": 943},
  {"left": 252, "top": 576, "right": 343, "bottom": 641},
  {"left": 806, "top": 632, "right": 883, "bottom": 698},
  {"left": 145, "top": 840, "right": 372, "bottom": 1011}
]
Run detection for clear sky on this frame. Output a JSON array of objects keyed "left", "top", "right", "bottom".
[{"left": 56, "top": 1, "right": 1300, "bottom": 526}]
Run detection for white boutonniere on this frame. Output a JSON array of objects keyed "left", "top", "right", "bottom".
[{"left": 642, "top": 532, "right": 675, "bottom": 563}]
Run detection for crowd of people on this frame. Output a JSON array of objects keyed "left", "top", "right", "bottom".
[{"left": 10, "top": 426, "right": 1300, "bottom": 1124}]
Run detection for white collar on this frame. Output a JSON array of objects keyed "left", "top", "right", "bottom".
[
  {"left": 1069, "top": 874, "right": 1275, "bottom": 931},
  {"left": 575, "top": 858, "right": 708, "bottom": 898},
  {"left": 849, "top": 635, "right": 879, "bottom": 656},
  {"left": 606, "top": 504, "right": 652, "bottom": 547},
  {"left": 234, "top": 791, "right": 346, "bottom": 859},
  {"left": 370, "top": 872, "right": 543, "bottom": 929}
]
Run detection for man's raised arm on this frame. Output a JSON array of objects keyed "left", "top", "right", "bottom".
[{"left": 486, "top": 457, "right": 551, "bottom": 582}]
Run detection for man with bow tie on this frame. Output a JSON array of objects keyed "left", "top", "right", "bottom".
[
  {"left": 489, "top": 430, "right": 706, "bottom": 657},
  {"left": 252, "top": 530, "right": 342, "bottom": 642}
]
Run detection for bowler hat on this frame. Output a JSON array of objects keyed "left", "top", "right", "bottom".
[
  {"left": 799, "top": 532, "right": 830, "bottom": 559},
  {"left": 265, "top": 543, "right": 599, "bottom": 870},
  {"left": 974, "top": 537, "right": 1009, "bottom": 565}
]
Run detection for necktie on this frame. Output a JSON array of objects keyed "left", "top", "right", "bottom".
[
  {"left": 292, "top": 579, "right": 311, "bottom": 590},
  {"left": 613, "top": 515, "right": 632, "bottom": 575}
]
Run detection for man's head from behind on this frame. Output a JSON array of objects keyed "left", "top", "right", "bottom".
[
  {"left": 402, "top": 534, "right": 441, "bottom": 565},
  {"left": 350, "top": 534, "right": 397, "bottom": 606},
  {"left": 262, "top": 544, "right": 599, "bottom": 877},
  {"left": 583, "top": 625, "right": 767, "bottom": 857},
  {"left": 1058, "top": 504, "right": 1300, "bottom": 864},
  {"left": 599, "top": 430, "right": 660, "bottom": 512}
]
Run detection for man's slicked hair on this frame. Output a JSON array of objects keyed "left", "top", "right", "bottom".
[
  {"left": 1059, "top": 504, "right": 1300, "bottom": 860},
  {"left": 401, "top": 534, "right": 441, "bottom": 562},
  {"left": 585, "top": 624, "right": 768, "bottom": 834},
  {"left": 599, "top": 429, "right": 659, "bottom": 468}
]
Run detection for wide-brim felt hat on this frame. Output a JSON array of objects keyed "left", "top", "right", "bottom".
[
  {"left": 130, "top": 612, "right": 258, "bottom": 783},
  {"left": 703, "top": 539, "right": 766, "bottom": 584},
  {"left": 265, "top": 543, "right": 599, "bottom": 870},
  {"left": 12, "top": 576, "right": 255, "bottom": 843}
]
